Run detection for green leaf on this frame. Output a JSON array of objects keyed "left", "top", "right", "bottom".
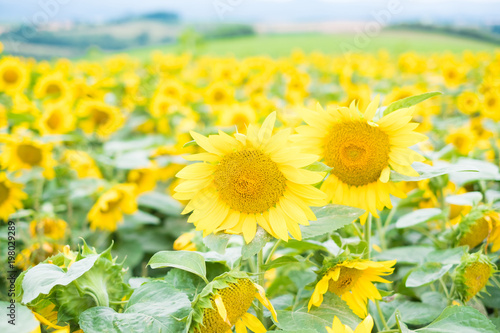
[
  {"left": 395, "top": 310, "right": 416, "bottom": 333},
  {"left": 449, "top": 158, "right": 500, "bottom": 186},
  {"left": 241, "top": 227, "right": 272, "bottom": 260},
  {"left": 274, "top": 294, "right": 360, "bottom": 331},
  {"left": 138, "top": 192, "right": 182, "bottom": 215},
  {"left": 390, "top": 162, "right": 479, "bottom": 182},
  {"left": 262, "top": 256, "right": 305, "bottom": 270},
  {"left": 123, "top": 210, "right": 160, "bottom": 225},
  {"left": 421, "top": 292, "right": 448, "bottom": 309},
  {"left": 21, "top": 255, "right": 100, "bottom": 303},
  {"left": 418, "top": 306, "right": 498, "bottom": 333},
  {"left": 486, "top": 190, "right": 500, "bottom": 204},
  {"left": 164, "top": 269, "right": 205, "bottom": 299},
  {"left": 303, "top": 161, "right": 332, "bottom": 173},
  {"left": 381, "top": 297, "right": 442, "bottom": 327},
  {"left": 384, "top": 91, "right": 441, "bottom": 115},
  {"left": 406, "top": 263, "right": 453, "bottom": 288},
  {"left": 79, "top": 281, "right": 192, "bottom": 333},
  {"left": 482, "top": 285, "right": 500, "bottom": 309},
  {"left": 301, "top": 205, "right": 365, "bottom": 239},
  {"left": 425, "top": 246, "right": 467, "bottom": 265},
  {"left": 113, "top": 150, "right": 152, "bottom": 169},
  {"left": 148, "top": 251, "right": 208, "bottom": 283},
  {"left": 0, "top": 301, "right": 40, "bottom": 333},
  {"left": 395, "top": 208, "right": 442, "bottom": 229},
  {"left": 445, "top": 192, "right": 483, "bottom": 206},
  {"left": 490, "top": 317, "right": 500, "bottom": 332},
  {"left": 203, "top": 233, "right": 231, "bottom": 254},
  {"left": 374, "top": 246, "right": 434, "bottom": 264}
]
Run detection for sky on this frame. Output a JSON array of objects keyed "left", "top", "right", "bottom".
[{"left": 0, "top": 0, "right": 500, "bottom": 25}]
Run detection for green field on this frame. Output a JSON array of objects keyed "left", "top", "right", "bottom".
[{"left": 86, "top": 29, "right": 500, "bottom": 60}]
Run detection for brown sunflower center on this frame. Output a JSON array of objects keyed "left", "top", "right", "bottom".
[
  {"left": 463, "top": 262, "right": 491, "bottom": 301},
  {"left": 17, "top": 144, "right": 43, "bottom": 166},
  {"left": 324, "top": 121, "right": 390, "bottom": 186},
  {"left": 92, "top": 108, "right": 110, "bottom": 126},
  {"left": 459, "top": 217, "right": 490, "bottom": 249},
  {"left": 100, "top": 194, "right": 122, "bottom": 214},
  {"left": 213, "top": 90, "right": 226, "bottom": 103},
  {"left": 0, "top": 182, "right": 10, "bottom": 204},
  {"left": 328, "top": 267, "right": 363, "bottom": 295},
  {"left": 214, "top": 149, "right": 286, "bottom": 214},
  {"left": 196, "top": 278, "right": 256, "bottom": 333},
  {"left": 45, "top": 83, "right": 62, "bottom": 97},
  {"left": 486, "top": 96, "right": 497, "bottom": 108},
  {"left": 3, "top": 68, "right": 19, "bottom": 84},
  {"left": 46, "top": 110, "right": 62, "bottom": 130}
]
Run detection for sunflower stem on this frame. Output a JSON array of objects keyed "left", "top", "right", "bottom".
[
  {"left": 256, "top": 249, "right": 265, "bottom": 324},
  {"left": 364, "top": 214, "right": 372, "bottom": 259},
  {"left": 265, "top": 240, "right": 281, "bottom": 265},
  {"left": 439, "top": 277, "right": 450, "bottom": 299},
  {"left": 375, "top": 217, "right": 387, "bottom": 251},
  {"left": 375, "top": 299, "right": 390, "bottom": 331}
]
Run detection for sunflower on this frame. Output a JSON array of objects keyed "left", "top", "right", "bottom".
[
  {"left": 0, "top": 136, "right": 57, "bottom": 179},
  {"left": 217, "top": 103, "right": 257, "bottom": 132},
  {"left": 487, "top": 211, "right": 500, "bottom": 253},
  {"left": 294, "top": 96, "right": 428, "bottom": 222},
  {"left": 482, "top": 91, "right": 500, "bottom": 121},
  {"left": 308, "top": 259, "right": 396, "bottom": 317},
  {"left": 457, "top": 91, "right": 480, "bottom": 115},
  {"left": 127, "top": 166, "right": 158, "bottom": 194},
  {"left": 149, "top": 94, "right": 181, "bottom": 118},
  {"left": 0, "top": 172, "right": 27, "bottom": 221},
  {"left": 30, "top": 217, "right": 68, "bottom": 240},
  {"left": 38, "top": 103, "right": 76, "bottom": 135},
  {"left": 174, "top": 112, "right": 326, "bottom": 243},
  {"left": 88, "top": 183, "right": 138, "bottom": 231},
  {"left": 173, "top": 232, "right": 197, "bottom": 251},
  {"left": 0, "top": 103, "right": 7, "bottom": 129},
  {"left": 63, "top": 150, "right": 102, "bottom": 179},
  {"left": 326, "top": 315, "right": 374, "bottom": 333},
  {"left": 0, "top": 57, "right": 30, "bottom": 94},
  {"left": 446, "top": 127, "right": 475, "bottom": 155},
  {"left": 76, "top": 99, "right": 124, "bottom": 137},
  {"left": 454, "top": 251, "right": 496, "bottom": 302},
  {"left": 205, "top": 82, "right": 235, "bottom": 106},
  {"left": 34, "top": 71, "right": 73, "bottom": 103},
  {"left": 192, "top": 275, "right": 277, "bottom": 333}
]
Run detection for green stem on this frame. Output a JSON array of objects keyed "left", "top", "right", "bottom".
[
  {"left": 364, "top": 214, "right": 372, "bottom": 259},
  {"left": 352, "top": 222, "right": 363, "bottom": 241},
  {"left": 265, "top": 240, "right": 281, "bottom": 265},
  {"left": 383, "top": 205, "right": 397, "bottom": 229},
  {"left": 256, "top": 249, "right": 264, "bottom": 323},
  {"left": 375, "top": 217, "right": 387, "bottom": 251},
  {"left": 375, "top": 299, "right": 390, "bottom": 331},
  {"left": 439, "top": 278, "right": 450, "bottom": 299}
]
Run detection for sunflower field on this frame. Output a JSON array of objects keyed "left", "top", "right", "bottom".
[{"left": 1, "top": 43, "right": 500, "bottom": 333}]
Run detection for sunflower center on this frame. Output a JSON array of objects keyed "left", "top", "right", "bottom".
[
  {"left": 214, "top": 149, "right": 286, "bottom": 214},
  {"left": 46, "top": 110, "right": 62, "bottom": 130},
  {"left": 196, "top": 279, "right": 256, "bottom": 333},
  {"left": 45, "top": 83, "right": 62, "bottom": 97},
  {"left": 459, "top": 217, "right": 489, "bottom": 249},
  {"left": 92, "top": 108, "right": 110, "bottom": 125},
  {"left": 213, "top": 90, "right": 226, "bottom": 103},
  {"left": 328, "top": 267, "right": 363, "bottom": 295},
  {"left": 17, "top": 144, "right": 43, "bottom": 166},
  {"left": 486, "top": 97, "right": 497, "bottom": 108},
  {"left": 324, "top": 121, "right": 390, "bottom": 186},
  {"left": 0, "top": 182, "right": 10, "bottom": 204},
  {"left": 463, "top": 262, "right": 491, "bottom": 301},
  {"left": 3, "top": 69, "right": 19, "bottom": 84}
]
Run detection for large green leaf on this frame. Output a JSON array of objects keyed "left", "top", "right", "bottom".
[
  {"left": 241, "top": 227, "right": 272, "bottom": 260},
  {"left": 374, "top": 246, "right": 434, "bottom": 265},
  {"left": 274, "top": 294, "right": 360, "bottom": 332},
  {"left": 301, "top": 205, "right": 364, "bottom": 239},
  {"left": 381, "top": 297, "right": 442, "bottom": 327},
  {"left": 390, "top": 162, "right": 479, "bottom": 182},
  {"left": 406, "top": 263, "right": 453, "bottom": 288},
  {"left": 0, "top": 301, "right": 40, "bottom": 333},
  {"left": 395, "top": 208, "right": 443, "bottom": 229},
  {"left": 448, "top": 158, "right": 500, "bottom": 186},
  {"left": 418, "top": 306, "right": 498, "bottom": 333},
  {"left": 79, "top": 281, "right": 191, "bottom": 333},
  {"left": 203, "top": 233, "right": 231, "bottom": 254},
  {"left": 384, "top": 91, "right": 441, "bottom": 115},
  {"left": 21, "top": 255, "right": 100, "bottom": 303},
  {"left": 148, "top": 251, "right": 208, "bottom": 283}
]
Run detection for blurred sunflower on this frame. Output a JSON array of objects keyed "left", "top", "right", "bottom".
[
  {"left": 457, "top": 91, "right": 480, "bottom": 115},
  {"left": 30, "top": 217, "right": 68, "bottom": 240},
  {"left": 294, "top": 97, "right": 427, "bottom": 222},
  {"left": 308, "top": 258, "right": 396, "bottom": 318},
  {"left": 205, "top": 82, "right": 235, "bottom": 106},
  {"left": 38, "top": 103, "right": 76, "bottom": 135},
  {"left": 0, "top": 57, "right": 30, "bottom": 94},
  {"left": 76, "top": 99, "right": 124, "bottom": 137},
  {"left": 127, "top": 166, "right": 158, "bottom": 194},
  {"left": 174, "top": 112, "right": 326, "bottom": 243},
  {"left": 63, "top": 150, "right": 102, "bottom": 179},
  {"left": 0, "top": 172, "right": 27, "bottom": 221},
  {"left": 88, "top": 183, "right": 138, "bottom": 231},
  {"left": 192, "top": 276, "right": 277, "bottom": 333},
  {"left": 482, "top": 91, "right": 500, "bottom": 121},
  {"left": 173, "top": 232, "right": 197, "bottom": 251},
  {"left": 326, "top": 315, "right": 374, "bottom": 333},
  {"left": 217, "top": 103, "right": 256, "bottom": 133},
  {"left": 34, "top": 71, "right": 73, "bottom": 103},
  {"left": 0, "top": 136, "right": 57, "bottom": 179}
]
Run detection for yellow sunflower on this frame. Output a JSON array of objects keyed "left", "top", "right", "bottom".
[
  {"left": 34, "top": 71, "right": 73, "bottom": 103},
  {"left": 0, "top": 172, "right": 27, "bottom": 221},
  {"left": 174, "top": 112, "right": 326, "bottom": 243},
  {"left": 38, "top": 103, "right": 76, "bottom": 135},
  {"left": 454, "top": 251, "right": 496, "bottom": 302},
  {"left": 63, "top": 150, "right": 102, "bottom": 179},
  {"left": 0, "top": 136, "right": 57, "bottom": 179},
  {"left": 127, "top": 166, "right": 158, "bottom": 194},
  {"left": 0, "top": 103, "right": 7, "bottom": 129},
  {"left": 294, "top": 96, "right": 428, "bottom": 222},
  {"left": 482, "top": 91, "right": 500, "bottom": 121},
  {"left": 193, "top": 277, "right": 277, "bottom": 333},
  {"left": 0, "top": 57, "right": 30, "bottom": 94},
  {"left": 205, "top": 82, "right": 235, "bottom": 106},
  {"left": 173, "top": 232, "right": 197, "bottom": 251},
  {"left": 30, "top": 217, "right": 68, "bottom": 240},
  {"left": 308, "top": 259, "right": 396, "bottom": 318},
  {"left": 88, "top": 183, "right": 138, "bottom": 231},
  {"left": 76, "top": 99, "right": 125, "bottom": 137},
  {"left": 217, "top": 103, "right": 257, "bottom": 133},
  {"left": 457, "top": 91, "right": 480, "bottom": 115},
  {"left": 326, "top": 315, "right": 374, "bottom": 333}
]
